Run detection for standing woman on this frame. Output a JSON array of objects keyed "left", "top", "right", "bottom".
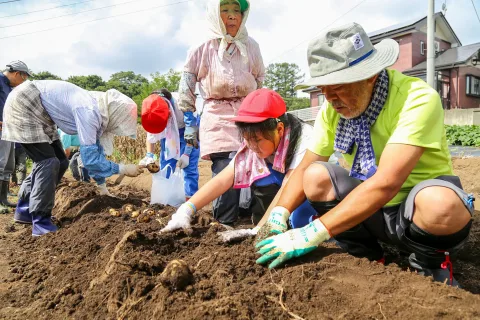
[{"left": 178, "top": 0, "right": 265, "bottom": 225}]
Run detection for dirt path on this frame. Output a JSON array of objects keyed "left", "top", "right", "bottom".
[{"left": 0, "top": 158, "right": 479, "bottom": 319}]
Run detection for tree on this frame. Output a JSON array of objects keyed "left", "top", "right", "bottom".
[
  {"left": 264, "top": 63, "right": 310, "bottom": 111},
  {"left": 31, "top": 71, "right": 62, "bottom": 80},
  {"left": 132, "top": 69, "right": 182, "bottom": 114},
  {"left": 67, "top": 75, "right": 105, "bottom": 91},
  {"left": 148, "top": 69, "right": 181, "bottom": 93},
  {"left": 284, "top": 97, "right": 311, "bottom": 111},
  {"left": 264, "top": 63, "right": 304, "bottom": 99},
  {"left": 105, "top": 71, "right": 148, "bottom": 98}
]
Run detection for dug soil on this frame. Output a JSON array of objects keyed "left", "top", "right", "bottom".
[{"left": 0, "top": 158, "right": 480, "bottom": 319}]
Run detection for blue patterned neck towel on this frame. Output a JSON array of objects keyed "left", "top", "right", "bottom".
[{"left": 334, "top": 69, "right": 389, "bottom": 181}]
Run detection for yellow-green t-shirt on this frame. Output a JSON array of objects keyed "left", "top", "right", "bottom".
[{"left": 309, "top": 69, "right": 453, "bottom": 206}]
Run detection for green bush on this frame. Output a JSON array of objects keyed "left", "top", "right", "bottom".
[{"left": 445, "top": 125, "right": 480, "bottom": 147}]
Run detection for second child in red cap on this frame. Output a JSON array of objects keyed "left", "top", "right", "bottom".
[
  {"left": 140, "top": 89, "right": 200, "bottom": 199},
  {"left": 160, "top": 89, "right": 332, "bottom": 238}
]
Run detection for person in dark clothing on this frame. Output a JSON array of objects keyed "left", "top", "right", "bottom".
[{"left": 0, "top": 61, "right": 32, "bottom": 213}]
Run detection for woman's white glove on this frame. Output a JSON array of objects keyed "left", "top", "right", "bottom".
[
  {"left": 97, "top": 183, "right": 113, "bottom": 196},
  {"left": 218, "top": 226, "right": 260, "bottom": 243},
  {"left": 160, "top": 202, "right": 196, "bottom": 233},
  {"left": 119, "top": 164, "right": 144, "bottom": 177}
]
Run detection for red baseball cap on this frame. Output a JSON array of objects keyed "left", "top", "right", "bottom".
[
  {"left": 231, "top": 88, "right": 286, "bottom": 123},
  {"left": 141, "top": 94, "right": 170, "bottom": 134}
]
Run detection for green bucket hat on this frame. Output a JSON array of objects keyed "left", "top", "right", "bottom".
[{"left": 220, "top": 0, "right": 249, "bottom": 13}]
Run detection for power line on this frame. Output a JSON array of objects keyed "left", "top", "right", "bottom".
[
  {"left": 471, "top": 0, "right": 480, "bottom": 24},
  {"left": 0, "top": 0, "right": 98, "bottom": 19},
  {"left": 0, "top": 0, "right": 193, "bottom": 40},
  {"left": 0, "top": 0, "right": 145, "bottom": 29},
  {"left": 0, "top": 0, "right": 20, "bottom": 4},
  {"left": 267, "top": 0, "right": 367, "bottom": 64}
]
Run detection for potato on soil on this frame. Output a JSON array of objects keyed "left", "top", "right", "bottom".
[
  {"left": 143, "top": 208, "right": 156, "bottom": 217},
  {"left": 123, "top": 204, "right": 135, "bottom": 213},
  {"left": 160, "top": 259, "right": 193, "bottom": 291},
  {"left": 68, "top": 181, "right": 81, "bottom": 188},
  {"left": 109, "top": 209, "right": 120, "bottom": 217},
  {"left": 131, "top": 211, "right": 140, "bottom": 218},
  {"left": 146, "top": 162, "right": 160, "bottom": 173},
  {"left": 136, "top": 214, "right": 151, "bottom": 223}
]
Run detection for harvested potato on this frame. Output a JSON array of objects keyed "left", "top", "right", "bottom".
[
  {"left": 68, "top": 181, "right": 81, "bottom": 188},
  {"left": 131, "top": 211, "right": 140, "bottom": 218},
  {"left": 136, "top": 214, "right": 151, "bottom": 223},
  {"left": 143, "top": 208, "right": 156, "bottom": 216},
  {"left": 146, "top": 162, "right": 160, "bottom": 173},
  {"left": 123, "top": 204, "right": 135, "bottom": 213},
  {"left": 160, "top": 260, "right": 193, "bottom": 291},
  {"left": 109, "top": 209, "right": 120, "bottom": 217}
]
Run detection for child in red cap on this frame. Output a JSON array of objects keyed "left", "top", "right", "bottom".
[
  {"left": 140, "top": 89, "right": 199, "bottom": 199},
  {"left": 160, "top": 88, "right": 335, "bottom": 237}
]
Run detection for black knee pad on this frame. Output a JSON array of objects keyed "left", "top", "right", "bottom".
[
  {"left": 407, "top": 221, "right": 472, "bottom": 250},
  {"left": 308, "top": 199, "right": 340, "bottom": 217}
]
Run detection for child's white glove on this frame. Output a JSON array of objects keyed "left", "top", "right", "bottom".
[
  {"left": 97, "top": 183, "right": 113, "bottom": 196},
  {"left": 160, "top": 202, "right": 196, "bottom": 233},
  {"left": 218, "top": 226, "right": 260, "bottom": 243}
]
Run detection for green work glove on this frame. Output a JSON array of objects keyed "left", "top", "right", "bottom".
[
  {"left": 255, "top": 219, "right": 331, "bottom": 269},
  {"left": 255, "top": 206, "right": 291, "bottom": 244}
]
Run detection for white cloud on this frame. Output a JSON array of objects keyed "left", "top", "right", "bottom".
[{"left": 0, "top": 0, "right": 478, "bottom": 83}]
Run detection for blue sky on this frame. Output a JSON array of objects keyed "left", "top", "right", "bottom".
[{"left": 0, "top": 0, "right": 479, "bottom": 82}]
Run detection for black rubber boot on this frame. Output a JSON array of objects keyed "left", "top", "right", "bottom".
[
  {"left": 0, "top": 180, "right": 17, "bottom": 208},
  {"left": 405, "top": 222, "right": 472, "bottom": 288},
  {"left": 409, "top": 253, "right": 460, "bottom": 287}
]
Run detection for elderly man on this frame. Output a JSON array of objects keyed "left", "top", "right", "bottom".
[
  {"left": 255, "top": 23, "right": 474, "bottom": 287},
  {"left": 0, "top": 60, "right": 32, "bottom": 213}
]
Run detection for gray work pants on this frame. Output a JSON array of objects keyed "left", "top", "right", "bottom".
[
  {"left": 0, "top": 138, "right": 15, "bottom": 182},
  {"left": 19, "top": 140, "right": 69, "bottom": 217}
]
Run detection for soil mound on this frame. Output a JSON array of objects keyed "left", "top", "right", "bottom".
[{"left": 0, "top": 181, "right": 480, "bottom": 320}]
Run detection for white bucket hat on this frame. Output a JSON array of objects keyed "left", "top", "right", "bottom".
[{"left": 295, "top": 22, "right": 399, "bottom": 90}]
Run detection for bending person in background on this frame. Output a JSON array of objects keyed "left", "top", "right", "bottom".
[
  {"left": 3, "top": 80, "right": 143, "bottom": 236},
  {"left": 58, "top": 129, "right": 90, "bottom": 182},
  {"left": 177, "top": 0, "right": 265, "bottom": 225},
  {"left": 161, "top": 89, "right": 336, "bottom": 237},
  {"left": 140, "top": 89, "right": 199, "bottom": 200}
]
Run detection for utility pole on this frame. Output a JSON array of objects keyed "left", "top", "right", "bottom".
[{"left": 427, "top": 0, "right": 435, "bottom": 87}]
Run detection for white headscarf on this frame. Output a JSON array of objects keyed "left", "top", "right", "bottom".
[
  {"left": 206, "top": 0, "right": 250, "bottom": 64},
  {"left": 89, "top": 89, "right": 138, "bottom": 156}
]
